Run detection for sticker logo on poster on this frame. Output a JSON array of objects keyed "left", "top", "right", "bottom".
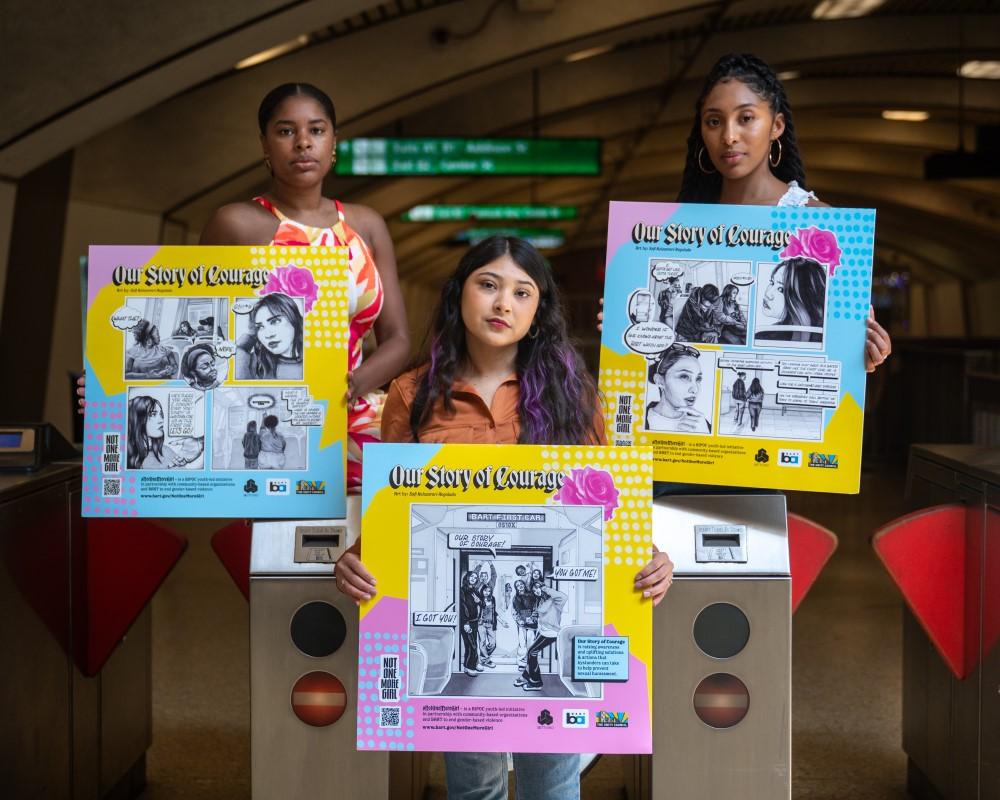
[
  {"left": 595, "top": 711, "right": 629, "bottom": 728},
  {"left": 296, "top": 480, "right": 326, "bottom": 495},
  {"left": 808, "top": 452, "right": 839, "bottom": 469},
  {"left": 380, "top": 654, "right": 400, "bottom": 702},
  {"left": 778, "top": 449, "right": 802, "bottom": 467},
  {"left": 266, "top": 478, "right": 290, "bottom": 496},
  {"left": 563, "top": 709, "right": 589, "bottom": 728}
]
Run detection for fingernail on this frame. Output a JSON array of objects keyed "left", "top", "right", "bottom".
[{"left": 643, "top": 590, "right": 651, "bottom": 598}]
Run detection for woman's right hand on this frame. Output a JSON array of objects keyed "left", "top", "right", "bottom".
[{"left": 334, "top": 540, "right": 377, "bottom": 604}]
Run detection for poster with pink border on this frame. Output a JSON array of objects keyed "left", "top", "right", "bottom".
[{"left": 357, "top": 442, "right": 653, "bottom": 754}]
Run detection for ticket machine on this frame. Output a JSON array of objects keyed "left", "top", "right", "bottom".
[{"left": 629, "top": 493, "right": 791, "bottom": 800}]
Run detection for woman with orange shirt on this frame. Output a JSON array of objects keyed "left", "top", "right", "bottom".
[{"left": 336, "top": 235, "right": 673, "bottom": 800}]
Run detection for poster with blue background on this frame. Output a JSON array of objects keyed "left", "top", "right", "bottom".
[{"left": 599, "top": 201, "right": 875, "bottom": 493}]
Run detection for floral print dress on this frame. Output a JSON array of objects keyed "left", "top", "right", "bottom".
[{"left": 253, "top": 196, "right": 385, "bottom": 493}]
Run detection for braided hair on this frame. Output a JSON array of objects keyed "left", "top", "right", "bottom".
[{"left": 677, "top": 54, "right": 807, "bottom": 203}]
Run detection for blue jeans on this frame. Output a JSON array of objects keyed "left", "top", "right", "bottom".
[{"left": 444, "top": 752, "right": 579, "bottom": 800}]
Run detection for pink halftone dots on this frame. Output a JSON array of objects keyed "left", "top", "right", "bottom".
[{"left": 129, "top": 498, "right": 136, "bottom": 506}]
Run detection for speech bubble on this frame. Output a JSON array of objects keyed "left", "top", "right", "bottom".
[
  {"left": 215, "top": 340, "right": 237, "bottom": 359},
  {"left": 731, "top": 272, "right": 755, "bottom": 286},
  {"left": 247, "top": 394, "right": 275, "bottom": 410},
  {"left": 232, "top": 298, "right": 256, "bottom": 315},
  {"left": 110, "top": 305, "right": 142, "bottom": 330},
  {"left": 448, "top": 532, "right": 512, "bottom": 554},
  {"left": 651, "top": 261, "right": 685, "bottom": 281},
  {"left": 624, "top": 321, "right": 676, "bottom": 355},
  {"left": 412, "top": 612, "right": 459, "bottom": 627},
  {"left": 551, "top": 565, "right": 599, "bottom": 581},
  {"left": 718, "top": 356, "right": 778, "bottom": 371}
]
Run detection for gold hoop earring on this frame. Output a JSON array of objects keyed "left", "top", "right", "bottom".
[
  {"left": 697, "top": 147, "right": 715, "bottom": 175},
  {"left": 528, "top": 325, "right": 539, "bottom": 340},
  {"left": 263, "top": 157, "right": 272, "bottom": 174},
  {"left": 331, "top": 150, "right": 337, "bottom": 166},
  {"left": 769, "top": 138, "right": 783, "bottom": 168}
]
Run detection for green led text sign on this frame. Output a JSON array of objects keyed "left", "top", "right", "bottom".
[
  {"left": 456, "top": 227, "right": 566, "bottom": 249},
  {"left": 401, "top": 205, "right": 579, "bottom": 222},
  {"left": 335, "top": 138, "right": 601, "bottom": 177}
]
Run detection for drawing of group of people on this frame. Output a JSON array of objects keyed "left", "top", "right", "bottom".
[
  {"left": 459, "top": 561, "right": 567, "bottom": 692},
  {"left": 665, "top": 280, "right": 749, "bottom": 346}
]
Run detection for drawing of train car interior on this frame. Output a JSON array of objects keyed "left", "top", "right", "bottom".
[{"left": 408, "top": 504, "right": 604, "bottom": 699}]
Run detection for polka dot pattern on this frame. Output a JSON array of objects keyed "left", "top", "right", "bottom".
[
  {"left": 540, "top": 446, "right": 655, "bottom": 566},
  {"left": 356, "top": 632, "right": 415, "bottom": 750},
  {"left": 769, "top": 208, "right": 875, "bottom": 322},
  {"left": 82, "top": 401, "right": 138, "bottom": 517},
  {"left": 249, "top": 246, "right": 351, "bottom": 349}
]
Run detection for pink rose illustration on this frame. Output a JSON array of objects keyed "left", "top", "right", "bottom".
[
  {"left": 260, "top": 265, "right": 318, "bottom": 312},
  {"left": 554, "top": 466, "right": 620, "bottom": 521},
  {"left": 780, "top": 226, "right": 842, "bottom": 276}
]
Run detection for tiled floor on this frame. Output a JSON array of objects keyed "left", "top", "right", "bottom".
[{"left": 138, "top": 465, "right": 912, "bottom": 799}]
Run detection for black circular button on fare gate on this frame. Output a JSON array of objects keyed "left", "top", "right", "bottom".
[
  {"left": 693, "top": 602, "right": 750, "bottom": 659},
  {"left": 290, "top": 601, "right": 347, "bottom": 658}
]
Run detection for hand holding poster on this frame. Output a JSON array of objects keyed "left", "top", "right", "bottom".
[
  {"left": 358, "top": 443, "right": 653, "bottom": 754},
  {"left": 600, "top": 202, "right": 875, "bottom": 493},
  {"left": 83, "top": 245, "right": 349, "bottom": 517}
]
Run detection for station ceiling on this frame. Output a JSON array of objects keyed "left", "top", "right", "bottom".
[{"left": 3, "top": 0, "right": 998, "bottom": 286}]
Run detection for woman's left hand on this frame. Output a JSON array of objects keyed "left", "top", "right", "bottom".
[
  {"left": 634, "top": 546, "right": 674, "bottom": 606},
  {"left": 865, "top": 306, "right": 891, "bottom": 373},
  {"left": 345, "top": 369, "right": 356, "bottom": 404}
]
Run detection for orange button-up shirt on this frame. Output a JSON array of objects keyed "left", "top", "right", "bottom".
[{"left": 380, "top": 366, "right": 606, "bottom": 446}]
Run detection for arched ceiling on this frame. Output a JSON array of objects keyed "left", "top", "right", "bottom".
[{"left": 4, "top": 0, "right": 999, "bottom": 287}]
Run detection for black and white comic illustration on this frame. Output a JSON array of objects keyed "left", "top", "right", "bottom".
[
  {"left": 232, "top": 293, "right": 305, "bottom": 381},
  {"left": 753, "top": 258, "right": 828, "bottom": 350},
  {"left": 643, "top": 344, "right": 718, "bottom": 435},
  {"left": 717, "top": 353, "right": 839, "bottom": 440},
  {"left": 211, "top": 387, "right": 321, "bottom": 470},
  {"left": 407, "top": 504, "right": 604, "bottom": 700},
  {"left": 121, "top": 297, "right": 229, "bottom": 381},
  {"left": 628, "top": 258, "right": 752, "bottom": 349},
  {"left": 125, "top": 386, "right": 206, "bottom": 470}
]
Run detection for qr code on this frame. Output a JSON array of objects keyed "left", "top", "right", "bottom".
[
  {"left": 379, "top": 706, "right": 401, "bottom": 728},
  {"left": 102, "top": 478, "right": 122, "bottom": 497}
]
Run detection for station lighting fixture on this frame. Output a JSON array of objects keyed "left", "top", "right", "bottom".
[
  {"left": 235, "top": 35, "right": 309, "bottom": 70},
  {"left": 776, "top": 71, "right": 800, "bottom": 82},
  {"left": 565, "top": 44, "right": 615, "bottom": 63},
  {"left": 401, "top": 205, "right": 578, "bottom": 222},
  {"left": 882, "top": 110, "right": 929, "bottom": 122},
  {"left": 812, "top": 0, "right": 886, "bottom": 19},
  {"left": 959, "top": 61, "right": 1000, "bottom": 79}
]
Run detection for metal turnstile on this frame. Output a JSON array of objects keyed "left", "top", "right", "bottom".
[
  {"left": 628, "top": 493, "right": 791, "bottom": 800},
  {"left": 250, "top": 501, "right": 428, "bottom": 799}
]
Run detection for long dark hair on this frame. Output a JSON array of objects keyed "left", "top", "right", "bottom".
[
  {"left": 678, "top": 53, "right": 807, "bottom": 203},
  {"left": 409, "top": 236, "right": 601, "bottom": 446},
  {"left": 127, "top": 395, "right": 164, "bottom": 469},
  {"left": 772, "top": 257, "right": 826, "bottom": 327},
  {"left": 257, "top": 83, "right": 337, "bottom": 133},
  {"left": 247, "top": 293, "right": 303, "bottom": 378}
]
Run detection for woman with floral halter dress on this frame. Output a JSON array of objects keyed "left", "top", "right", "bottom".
[{"left": 199, "top": 82, "right": 410, "bottom": 493}]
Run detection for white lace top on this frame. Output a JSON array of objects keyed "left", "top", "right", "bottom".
[{"left": 777, "top": 180, "right": 817, "bottom": 206}]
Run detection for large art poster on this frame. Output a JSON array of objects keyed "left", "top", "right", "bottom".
[
  {"left": 600, "top": 201, "right": 875, "bottom": 493},
  {"left": 358, "top": 443, "right": 653, "bottom": 754},
  {"left": 82, "top": 245, "right": 350, "bottom": 518}
]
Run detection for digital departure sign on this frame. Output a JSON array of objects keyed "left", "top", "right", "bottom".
[
  {"left": 401, "top": 204, "right": 579, "bottom": 222},
  {"left": 455, "top": 227, "right": 566, "bottom": 249},
  {"left": 334, "top": 138, "right": 601, "bottom": 176}
]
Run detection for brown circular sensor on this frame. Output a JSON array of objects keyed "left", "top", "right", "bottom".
[
  {"left": 291, "top": 671, "right": 347, "bottom": 727},
  {"left": 290, "top": 601, "right": 347, "bottom": 658},
  {"left": 693, "top": 673, "right": 750, "bottom": 729},
  {"left": 693, "top": 602, "right": 750, "bottom": 659}
]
